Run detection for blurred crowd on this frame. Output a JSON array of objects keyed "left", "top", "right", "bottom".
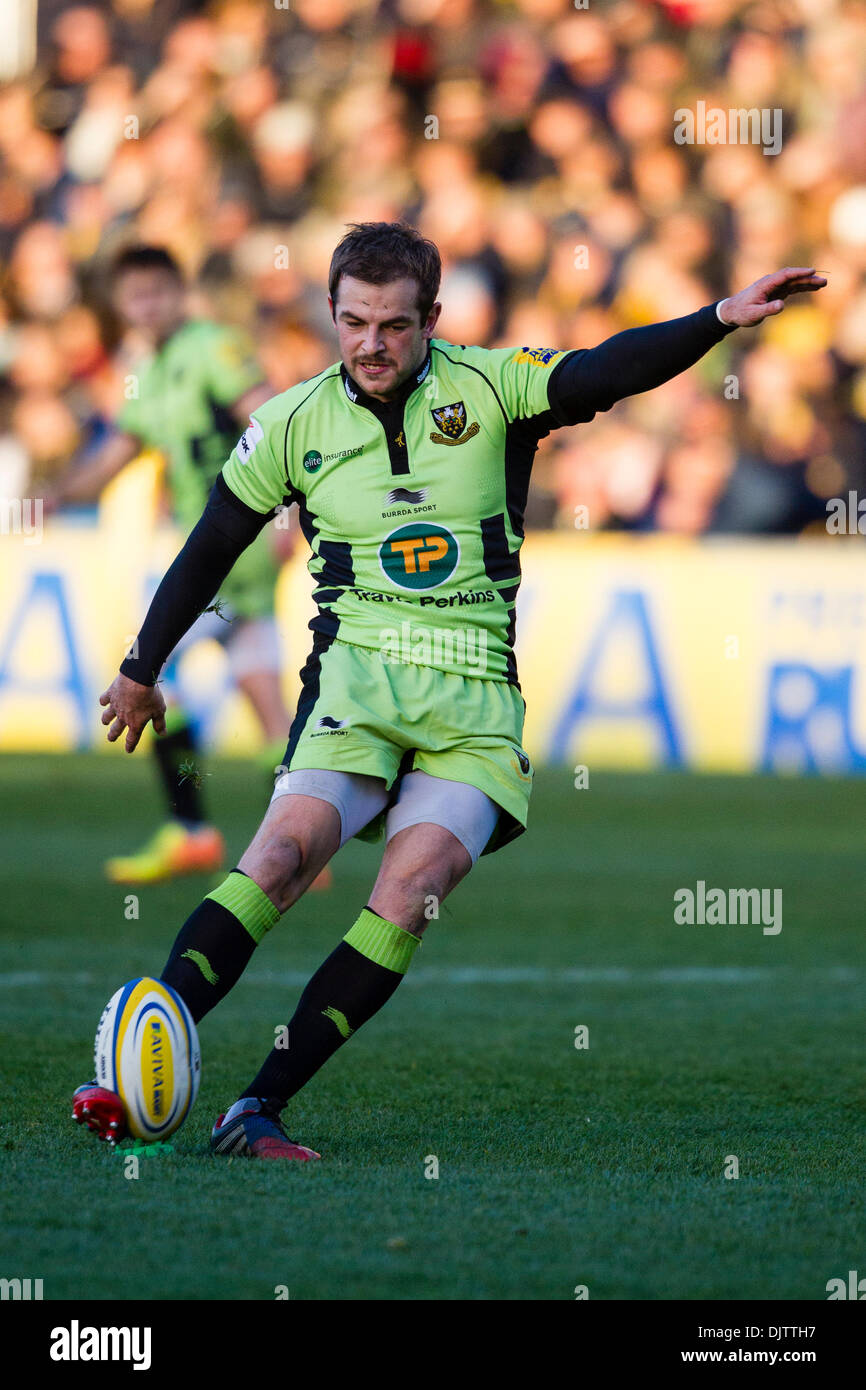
[{"left": 1, "top": 0, "right": 866, "bottom": 533}]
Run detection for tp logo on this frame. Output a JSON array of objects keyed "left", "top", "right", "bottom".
[{"left": 379, "top": 523, "right": 459, "bottom": 590}]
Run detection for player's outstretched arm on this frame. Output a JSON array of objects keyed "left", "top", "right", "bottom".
[
  {"left": 547, "top": 267, "right": 827, "bottom": 427},
  {"left": 99, "top": 475, "right": 274, "bottom": 753}
]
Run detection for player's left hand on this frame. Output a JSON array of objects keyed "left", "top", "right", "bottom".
[{"left": 718, "top": 267, "right": 827, "bottom": 327}]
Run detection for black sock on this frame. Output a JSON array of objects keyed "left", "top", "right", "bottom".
[
  {"left": 160, "top": 873, "right": 267, "bottom": 1023},
  {"left": 153, "top": 722, "right": 204, "bottom": 826},
  {"left": 241, "top": 939, "right": 410, "bottom": 1106}
]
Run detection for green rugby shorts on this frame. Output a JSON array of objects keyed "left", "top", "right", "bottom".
[{"left": 281, "top": 637, "right": 533, "bottom": 855}]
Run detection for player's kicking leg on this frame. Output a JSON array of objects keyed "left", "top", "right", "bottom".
[
  {"left": 73, "top": 790, "right": 341, "bottom": 1146},
  {"left": 75, "top": 753, "right": 500, "bottom": 1155},
  {"left": 210, "top": 771, "right": 498, "bottom": 1160},
  {"left": 233, "top": 642, "right": 332, "bottom": 892},
  {"left": 210, "top": 817, "right": 472, "bottom": 1159}
]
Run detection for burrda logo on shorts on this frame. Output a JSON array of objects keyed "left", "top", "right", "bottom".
[
  {"left": 379, "top": 522, "right": 459, "bottom": 590},
  {"left": 312, "top": 716, "right": 348, "bottom": 737}
]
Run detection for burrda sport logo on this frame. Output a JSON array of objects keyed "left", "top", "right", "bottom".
[{"left": 379, "top": 522, "right": 459, "bottom": 590}]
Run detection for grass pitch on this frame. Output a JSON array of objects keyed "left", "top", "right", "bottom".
[{"left": 1, "top": 751, "right": 864, "bottom": 1300}]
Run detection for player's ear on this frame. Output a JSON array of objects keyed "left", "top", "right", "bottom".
[
  {"left": 424, "top": 301, "right": 442, "bottom": 338},
  {"left": 328, "top": 294, "right": 336, "bottom": 323}
]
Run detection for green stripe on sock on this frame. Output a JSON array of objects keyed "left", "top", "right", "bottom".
[
  {"left": 343, "top": 908, "right": 420, "bottom": 975},
  {"left": 181, "top": 948, "right": 218, "bottom": 985},
  {"left": 322, "top": 1005, "right": 353, "bottom": 1039},
  {"left": 205, "top": 870, "right": 280, "bottom": 944}
]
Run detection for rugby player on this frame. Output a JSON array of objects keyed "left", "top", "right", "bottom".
[
  {"left": 47, "top": 246, "right": 301, "bottom": 886},
  {"left": 73, "top": 222, "right": 825, "bottom": 1158}
]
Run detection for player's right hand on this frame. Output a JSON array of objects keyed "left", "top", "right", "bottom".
[
  {"left": 99, "top": 673, "right": 166, "bottom": 753},
  {"left": 717, "top": 266, "right": 827, "bottom": 326}
]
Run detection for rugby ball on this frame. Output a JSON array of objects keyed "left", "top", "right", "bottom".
[{"left": 94, "top": 977, "right": 201, "bottom": 1141}]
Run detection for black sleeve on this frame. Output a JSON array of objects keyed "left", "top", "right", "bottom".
[
  {"left": 547, "top": 302, "right": 736, "bottom": 427},
  {"left": 119, "top": 473, "right": 277, "bottom": 687}
]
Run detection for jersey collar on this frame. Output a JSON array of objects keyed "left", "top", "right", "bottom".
[{"left": 340, "top": 346, "right": 432, "bottom": 413}]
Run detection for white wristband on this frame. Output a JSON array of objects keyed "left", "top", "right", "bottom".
[{"left": 716, "top": 299, "right": 730, "bottom": 325}]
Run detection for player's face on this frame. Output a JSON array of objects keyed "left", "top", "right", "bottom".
[
  {"left": 113, "top": 269, "right": 185, "bottom": 343},
  {"left": 330, "top": 276, "right": 441, "bottom": 401}
]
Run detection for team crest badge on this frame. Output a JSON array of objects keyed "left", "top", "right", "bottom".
[{"left": 430, "top": 401, "right": 480, "bottom": 447}]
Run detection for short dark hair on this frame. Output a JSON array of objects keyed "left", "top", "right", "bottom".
[
  {"left": 329, "top": 222, "right": 441, "bottom": 322},
  {"left": 110, "top": 244, "right": 183, "bottom": 282}
]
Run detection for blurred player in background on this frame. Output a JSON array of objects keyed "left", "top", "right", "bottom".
[{"left": 47, "top": 245, "right": 329, "bottom": 889}]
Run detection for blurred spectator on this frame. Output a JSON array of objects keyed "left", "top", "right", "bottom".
[{"left": 1, "top": 0, "right": 865, "bottom": 534}]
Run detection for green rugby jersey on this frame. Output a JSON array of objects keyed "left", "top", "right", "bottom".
[
  {"left": 221, "top": 339, "right": 575, "bottom": 682},
  {"left": 117, "top": 318, "right": 278, "bottom": 619}
]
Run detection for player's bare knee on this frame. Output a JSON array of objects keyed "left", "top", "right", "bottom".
[
  {"left": 373, "top": 854, "right": 467, "bottom": 931},
  {"left": 421, "top": 840, "right": 471, "bottom": 897},
  {"left": 239, "top": 828, "right": 307, "bottom": 913},
  {"left": 367, "top": 815, "right": 475, "bottom": 935}
]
